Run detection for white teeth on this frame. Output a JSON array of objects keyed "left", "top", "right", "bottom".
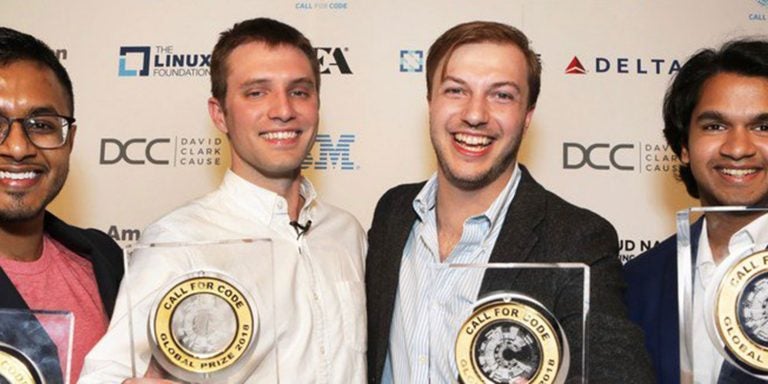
[
  {"left": 454, "top": 133, "right": 491, "bottom": 146},
  {"left": 262, "top": 131, "right": 298, "bottom": 140},
  {"left": 0, "top": 171, "right": 36, "bottom": 180},
  {"left": 721, "top": 168, "right": 757, "bottom": 177}
]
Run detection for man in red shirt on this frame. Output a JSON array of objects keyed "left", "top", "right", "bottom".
[{"left": 0, "top": 27, "right": 123, "bottom": 383}]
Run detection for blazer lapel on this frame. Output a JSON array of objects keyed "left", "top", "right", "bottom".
[
  {"left": 480, "top": 167, "right": 545, "bottom": 294},
  {"left": 370, "top": 185, "right": 421, "bottom": 380}
]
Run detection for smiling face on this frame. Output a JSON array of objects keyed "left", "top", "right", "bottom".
[
  {"left": 428, "top": 42, "right": 534, "bottom": 191},
  {"left": 682, "top": 72, "right": 768, "bottom": 207},
  {"left": 0, "top": 60, "right": 73, "bottom": 223},
  {"left": 208, "top": 42, "right": 319, "bottom": 186}
]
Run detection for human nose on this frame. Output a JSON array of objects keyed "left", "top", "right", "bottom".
[
  {"left": 721, "top": 127, "right": 757, "bottom": 160},
  {"left": 0, "top": 120, "right": 37, "bottom": 161},
  {"left": 461, "top": 94, "right": 489, "bottom": 128},
  {"left": 267, "top": 92, "right": 296, "bottom": 122}
]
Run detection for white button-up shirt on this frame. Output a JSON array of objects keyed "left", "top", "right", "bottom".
[
  {"left": 692, "top": 213, "right": 768, "bottom": 384},
  {"left": 81, "top": 170, "right": 367, "bottom": 383},
  {"left": 383, "top": 166, "right": 521, "bottom": 383}
]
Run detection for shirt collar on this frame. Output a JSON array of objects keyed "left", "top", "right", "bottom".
[
  {"left": 728, "top": 212, "right": 768, "bottom": 257},
  {"left": 697, "top": 212, "right": 768, "bottom": 270},
  {"left": 412, "top": 164, "right": 521, "bottom": 229},
  {"left": 220, "top": 170, "right": 317, "bottom": 226}
]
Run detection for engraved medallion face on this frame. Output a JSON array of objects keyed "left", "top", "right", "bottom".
[
  {"left": 171, "top": 293, "right": 238, "bottom": 358},
  {"left": 474, "top": 321, "right": 541, "bottom": 381},
  {"left": 149, "top": 271, "right": 258, "bottom": 382},
  {"left": 455, "top": 294, "right": 566, "bottom": 384},
  {"left": 712, "top": 250, "right": 768, "bottom": 375},
  {"left": 738, "top": 274, "right": 768, "bottom": 347},
  {"left": 0, "top": 343, "right": 44, "bottom": 384}
]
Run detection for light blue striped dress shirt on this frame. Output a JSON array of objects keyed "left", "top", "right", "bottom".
[{"left": 383, "top": 165, "right": 522, "bottom": 383}]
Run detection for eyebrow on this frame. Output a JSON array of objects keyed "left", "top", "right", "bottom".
[
  {"left": 0, "top": 106, "right": 62, "bottom": 117},
  {"left": 239, "top": 77, "right": 316, "bottom": 90},
  {"left": 694, "top": 111, "right": 768, "bottom": 124},
  {"left": 441, "top": 75, "right": 522, "bottom": 94}
]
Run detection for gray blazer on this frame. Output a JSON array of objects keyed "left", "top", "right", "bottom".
[{"left": 365, "top": 166, "right": 654, "bottom": 383}]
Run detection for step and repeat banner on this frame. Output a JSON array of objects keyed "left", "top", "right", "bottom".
[{"left": 2, "top": 0, "right": 766, "bottom": 262}]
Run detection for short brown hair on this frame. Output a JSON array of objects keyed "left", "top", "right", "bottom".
[
  {"left": 210, "top": 18, "right": 320, "bottom": 103},
  {"left": 426, "top": 21, "right": 541, "bottom": 109}
]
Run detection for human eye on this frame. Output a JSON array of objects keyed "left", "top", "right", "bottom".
[
  {"left": 753, "top": 123, "right": 768, "bottom": 132},
  {"left": 493, "top": 91, "right": 515, "bottom": 102},
  {"left": 26, "top": 116, "right": 60, "bottom": 133},
  {"left": 290, "top": 88, "right": 311, "bottom": 98},
  {"left": 244, "top": 88, "right": 265, "bottom": 98},
  {"left": 442, "top": 86, "right": 466, "bottom": 97},
  {"left": 701, "top": 123, "right": 725, "bottom": 131}
]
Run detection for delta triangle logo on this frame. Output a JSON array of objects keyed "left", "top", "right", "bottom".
[{"left": 565, "top": 56, "right": 586, "bottom": 74}]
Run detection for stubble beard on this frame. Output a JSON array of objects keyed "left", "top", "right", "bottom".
[
  {"left": 0, "top": 170, "right": 67, "bottom": 223},
  {"left": 433, "top": 133, "right": 522, "bottom": 191}
]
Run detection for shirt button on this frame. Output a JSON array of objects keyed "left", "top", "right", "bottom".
[{"left": 419, "top": 356, "right": 427, "bottom": 364}]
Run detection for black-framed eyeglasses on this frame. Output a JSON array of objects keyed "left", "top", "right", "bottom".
[{"left": 0, "top": 114, "right": 74, "bottom": 149}]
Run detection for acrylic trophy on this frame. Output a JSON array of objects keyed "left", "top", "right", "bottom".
[
  {"left": 678, "top": 207, "right": 768, "bottom": 382},
  {"left": 0, "top": 309, "right": 73, "bottom": 384},
  {"left": 427, "top": 262, "right": 587, "bottom": 384},
  {"left": 125, "top": 238, "right": 276, "bottom": 384}
]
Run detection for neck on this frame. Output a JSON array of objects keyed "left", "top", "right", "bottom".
[
  {"left": 434, "top": 169, "right": 512, "bottom": 261},
  {"left": 0, "top": 214, "right": 45, "bottom": 262},
  {"left": 705, "top": 210, "right": 765, "bottom": 264}
]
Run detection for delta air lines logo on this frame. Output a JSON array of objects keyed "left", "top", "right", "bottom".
[
  {"left": 302, "top": 134, "right": 358, "bottom": 170},
  {"left": 118, "top": 45, "right": 210, "bottom": 77},
  {"left": 565, "top": 55, "right": 681, "bottom": 75},
  {"left": 564, "top": 57, "right": 586, "bottom": 74}
]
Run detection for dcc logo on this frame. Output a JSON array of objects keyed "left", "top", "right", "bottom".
[
  {"left": 100, "top": 138, "right": 171, "bottom": 165},
  {"left": 563, "top": 142, "right": 635, "bottom": 171}
]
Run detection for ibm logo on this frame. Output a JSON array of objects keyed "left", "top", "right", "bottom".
[{"left": 303, "top": 134, "right": 357, "bottom": 170}]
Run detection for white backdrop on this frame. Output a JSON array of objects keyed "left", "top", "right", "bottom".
[{"left": 2, "top": 0, "right": 767, "bottom": 262}]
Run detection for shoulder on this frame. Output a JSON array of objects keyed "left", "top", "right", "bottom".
[
  {"left": 314, "top": 199, "right": 366, "bottom": 238},
  {"left": 140, "top": 191, "right": 223, "bottom": 243},
  {"left": 375, "top": 182, "right": 425, "bottom": 210},
  {"left": 44, "top": 212, "right": 122, "bottom": 261},
  {"left": 519, "top": 169, "right": 617, "bottom": 239},
  {"left": 623, "top": 234, "right": 677, "bottom": 283}
]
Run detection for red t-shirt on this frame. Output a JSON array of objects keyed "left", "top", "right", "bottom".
[{"left": 0, "top": 234, "right": 109, "bottom": 383}]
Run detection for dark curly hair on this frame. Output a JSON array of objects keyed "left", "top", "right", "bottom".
[{"left": 663, "top": 39, "right": 768, "bottom": 198}]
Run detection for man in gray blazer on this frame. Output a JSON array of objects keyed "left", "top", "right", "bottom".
[{"left": 365, "top": 21, "right": 654, "bottom": 383}]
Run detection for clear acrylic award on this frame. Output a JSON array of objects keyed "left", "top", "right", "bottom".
[
  {"left": 429, "top": 262, "right": 588, "bottom": 384},
  {"left": 124, "top": 238, "right": 276, "bottom": 384},
  {"left": 0, "top": 309, "right": 73, "bottom": 384}
]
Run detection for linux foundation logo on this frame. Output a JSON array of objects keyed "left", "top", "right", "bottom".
[{"left": 565, "top": 56, "right": 586, "bottom": 74}]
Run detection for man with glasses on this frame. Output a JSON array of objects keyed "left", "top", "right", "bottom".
[{"left": 0, "top": 27, "right": 123, "bottom": 383}]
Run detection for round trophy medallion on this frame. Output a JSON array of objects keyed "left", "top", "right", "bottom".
[
  {"left": 0, "top": 342, "right": 44, "bottom": 384},
  {"left": 148, "top": 270, "right": 258, "bottom": 383},
  {"left": 455, "top": 293, "right": 568, "bottom": 384},
  {"left": 708, "top": 249, "right": 768, "bottom": 376}
]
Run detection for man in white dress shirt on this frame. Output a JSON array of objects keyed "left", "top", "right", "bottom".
[{"left": 80, "top": 17, "right": 367, "bottom": 384}]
